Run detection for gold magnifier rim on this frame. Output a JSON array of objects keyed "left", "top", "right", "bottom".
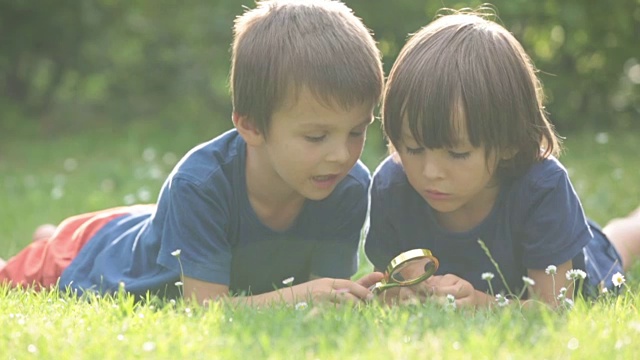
[
  {"left": 387, "top": 248, "right": 436, "bottom": 275},
  {"left": 371, "top": 248, "right": 439, "bottom": 293}
]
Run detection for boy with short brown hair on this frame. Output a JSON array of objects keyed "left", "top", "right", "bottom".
[{"left": 1, "top": 0, "right": 384, "bottom": 306}]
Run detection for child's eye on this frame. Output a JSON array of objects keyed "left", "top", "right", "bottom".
[
  {"left": 405, "top": 146, "right": 424, "bottom": 155},
  {"left": 448, "top": 151, "right": 470, "bottom": 159},
  {"left": 305, "top": 135, "right": 326, "bottom": 143},
  {"left": 349, "top": 130, "right": 365, "bottom": 138}
]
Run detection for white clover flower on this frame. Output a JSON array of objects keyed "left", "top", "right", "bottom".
[
  {"left": 481, "top": 272, "right": 495, "bottom": 281},
  {"left": 175, "top": 281, "right": 184, "bottom": 287},
  {"left": 495, "top": 294, "right": 510, "bottom": 307},
  {"left": 559, "top": 287, "right": 567, "bottom": 295},
  {"left": 563, "top": 298, "right": 574, "bottom": 309},
  {"left": 295, "top": 302, "right": 308, "bottom": 310},
  {"left": 443, "top": 294, "right": 457, "bottom": 312},
  {"left": 612, "top": 272, "right": 625, "bottom": 287},
  {"left": 282, "top": 277, "right": 295, "bottom": 286},
  {"left": 171, "top": 249, "right": 181, "bottom": 257},
  {"left": 522, "top": 276, "right": 536, "bottom": 286},
  {"left": 545, "top": 265, "right": 557, "bottom": 275},
  {"left": 565, "top": 269, "right": 587, "bottom": 281}
]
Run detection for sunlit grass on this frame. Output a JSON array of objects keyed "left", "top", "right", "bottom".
[{"left": 1, "top": 124, "right": 639, "bottom": 358}]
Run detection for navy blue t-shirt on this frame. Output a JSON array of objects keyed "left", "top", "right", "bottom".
[
  {"left": 61, "top": 129, "right": 370, "bottom": 296},
  {"left": 365, "top": 155, "right": 622, "bottom": 296}
]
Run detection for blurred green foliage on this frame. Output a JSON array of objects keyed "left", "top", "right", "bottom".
[{"left": 1, "top": 0, "right": 639, "bottom": 138}]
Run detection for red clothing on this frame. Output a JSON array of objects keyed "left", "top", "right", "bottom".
[{"left": 0, "top": 206, "right": 151, "bottom": 289}]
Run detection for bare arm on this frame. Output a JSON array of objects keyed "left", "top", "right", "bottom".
[{"left": 183, "top": 272, "right": 383, "bottom": 306}]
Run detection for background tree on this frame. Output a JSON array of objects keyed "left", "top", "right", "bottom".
[{"left": 1, "top": 0, "right": 638, "bottom": 138}]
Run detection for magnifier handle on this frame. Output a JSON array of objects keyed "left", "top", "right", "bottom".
[{"left": 369, "top": 281, "right": 402, "bottom": 294}]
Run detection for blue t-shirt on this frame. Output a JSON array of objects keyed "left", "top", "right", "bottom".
[
  {"left": 365, "top": 155, "right": 622, "bottom": 296},
  {"left": 60, "top": 129, "right": 370, "bottom": 297}
]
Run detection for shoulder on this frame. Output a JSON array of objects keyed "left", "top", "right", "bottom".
[
  {"left": 320, "top": 160, "right": 371, "bottom": 207},
  {"left": 370, "top": 154, "right": 409, "bottom": 194},
  {"left": 171, "top": 129, "right": 245, "bottom": 188},
  {"left": 157, "top": 129, "right": 245, "bottom": 209},
  {"left": 506, "top": 156, "right": 580, "bottom": 221},
  {"left": 344, "top": 159, "right": 371, "bottom": 189},
  {"left": 512, "top": 156, "right": 569, "bottom": 194},
  {"left": 331, "top": 159, "right": 371, "bottom": 195}
]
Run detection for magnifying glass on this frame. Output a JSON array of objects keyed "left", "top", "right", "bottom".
[{"left": 370, "top": 248, "right": 439, "bottom": 294}]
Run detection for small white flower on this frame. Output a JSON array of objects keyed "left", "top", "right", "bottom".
[
  {"left": 545, "top": 265, "right": 557, "bottom": 275},
  {"left": 446, "top": 294, "right": 455, "bottom": 303},
  {"left": 171, "top": 249, "right": 181, "bottom": 257},
  {"left": 495, "top": 294, "right": 510, "bottom": 307},
  {"left": 612, "top": 272, "right": 625, "bottom": 287},
  {"left": 175, "top": 281, "right": 183, "bottom": 287},
  {"left": 282, "top": 277, "right": 295, "bottom": 285},
  {"left": 563, "top": 298, "right": 574, "bottom": 309},
  {"left": 559, "top": 287, "right": 567, "bottom": 295},
  {"left": 522, "top": 276, "right": 536, "bottom": 286},
  {"left": 444, "top": 294, "right": 457, "bottom": 311},
  {"left": 481, "top": 272, "right": 495, "bottom": 281},
  {"left": 565, "top": 269, "right": 586, "bottom": 281},
  {"left": 601, "top": 287, "right": 608, "bottom": 294},
  {"left": 295, "top": 302, "right": 308, "bottom": 310}
]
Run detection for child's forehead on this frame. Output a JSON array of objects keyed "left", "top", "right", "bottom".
[
  {"left": 277, "top": 85, "right": 372, "bottom": 118},
  {"left": 401, "top": 108, "right": 470, "bottom": 145}
]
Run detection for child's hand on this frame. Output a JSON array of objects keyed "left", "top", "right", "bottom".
[
  {"left": 287, "top": 277, "right": 378, "bottom": 305},
  {"left": 424, "top": 274, "right": 492, "bottom": 307},
  {"left": 377, "top": 285, "right": 428, "bottom": 305},
  {"left": 355, "top": 271, "right": 385, "bottom": 289}
]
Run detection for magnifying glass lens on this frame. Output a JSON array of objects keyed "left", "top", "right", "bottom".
[
  {"left": 423, "top": 259, "right": 437, "bottom": 276},
  {"left": 389, "top": 257, "right": 437, "bottom": 285},
  {"left": 370, "top": 249, "right": 439, "bottom": 294}
]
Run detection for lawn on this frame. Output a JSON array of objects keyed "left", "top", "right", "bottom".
[{"left": 1, "top": 121, "right": 639, "bottom": 359}]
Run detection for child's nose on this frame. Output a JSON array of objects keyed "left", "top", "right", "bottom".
[
  {"left": 422, "top": 155, "right": 444, "bottom": 179},
  {"left": 326, "top": 143, "right": 351, "bottom": 164}
]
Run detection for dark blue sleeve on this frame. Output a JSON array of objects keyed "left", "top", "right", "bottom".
[
  {"left": 519, "top": 167, "right": 592, "bottom": 269},
  {"left": 309, "top": 162, "right": 370, "bottom": 279},
  {"left": 156, "top": 176, "right": 233, "bottom": 285}
]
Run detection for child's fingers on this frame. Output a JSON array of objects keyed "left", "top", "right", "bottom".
[
  {"left": 329, "top": 288, "right": 361, "bottom": 305},
  {"left": 355, "top": 272, "right": 385, "bottom": 288},
  {"left": 431, "top": 284, "right": 457, "bottom": 298},
  {"left": 331, "top": 280, "right": 375, "bottom": 302}
]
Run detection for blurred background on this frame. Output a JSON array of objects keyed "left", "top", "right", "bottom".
[
  {"left": 1, "top": 0, "right": 639, "bottom": 254},
  {"left": 2, "top": 0, "right": 639, "bottom": 138}
]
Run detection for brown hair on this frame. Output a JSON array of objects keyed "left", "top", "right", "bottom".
[
  {"left": 231, "top": 0, "right": 383, "bottom": 135},
  {"left": 383, "top": 10, "right": 561, "bottom": 179}
]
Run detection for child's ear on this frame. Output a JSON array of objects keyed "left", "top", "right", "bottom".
[{"left": 233, "top": 112, "right": 264, "bottom": 146}]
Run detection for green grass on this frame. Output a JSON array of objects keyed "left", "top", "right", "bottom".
[{"left": 1, "top": 123, "right": 639, "bottom": 359}]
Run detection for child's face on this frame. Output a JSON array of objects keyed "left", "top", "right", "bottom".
[
  {"left": 397, "top": 118, "right": 500, "bottom": 229},
  {"left": 262, "top": 88, "right": 374, "bottom": 201}
]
